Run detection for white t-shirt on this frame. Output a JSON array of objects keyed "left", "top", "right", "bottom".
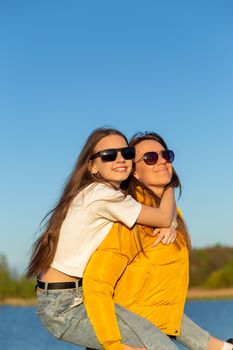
[{"left": 51, "top": 183, "right": 142, "bottom": 277}]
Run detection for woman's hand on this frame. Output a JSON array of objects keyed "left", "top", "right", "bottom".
[
  {"left": 124, "top": 345, "right": 147, "bottom": 350},
  {"left": 152, "top": 225, "right": 177, "bottom": 247}
]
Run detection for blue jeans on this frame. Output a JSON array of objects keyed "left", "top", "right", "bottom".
[
  {"left": 37, "top": 288, "right": 209, "bottom": 350},
  {"left": 178, "top": 314, "right": 210, "bottom": 350}
]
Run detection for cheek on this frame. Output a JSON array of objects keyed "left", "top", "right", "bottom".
[
  {"left": 95, "top": 161, "right": 110, "bottom": 175},
  {"left": 127, "top": 161, "right": 133, "bottom": 173},
  {"left": 102, "top": 164, "right": 112, "bottom": 174},
  {"left": 167, "top": 164, "right": 173, "bottom": 176},
  {"left": 134, "top": 164, "right": 146, "bottom": 180}
]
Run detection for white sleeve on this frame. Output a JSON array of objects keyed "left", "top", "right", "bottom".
[{"left": 90, "top": 185, "right": 142, "bottom": 228}]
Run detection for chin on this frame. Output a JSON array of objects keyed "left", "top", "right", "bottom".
[
  {"left": 112, "top": 176, "right": 128, "bottom": 184},
  {"left": 160, "top": 180, "right": 172, "bottom": 186}
]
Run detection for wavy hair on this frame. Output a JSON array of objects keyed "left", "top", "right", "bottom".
[
  {"left": 122, "top": 131, "right": 191, "bottom": 251},
  {"left": 27, "top": 127, "right": 128, "bottom": 278}
]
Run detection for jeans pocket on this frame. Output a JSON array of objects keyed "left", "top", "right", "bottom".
[
  {"left": 36, "top": 292, "right": 56, "bottom": 316},
  {"left": 54, "top": 290, "right": 83, "bottom": 316},
  {"left": 36, "top": 290, "right": 83, "bottom": 339}
]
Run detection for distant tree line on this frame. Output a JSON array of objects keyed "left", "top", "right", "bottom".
[
  {"left": 1, "top": 245, "right": 233, "bottom": 300},
  {"left": 190, "top": 245, "right": 233, "bottom": 288},
  {"left": 0, "top": 255, "right": 35, "bottom": 300}
]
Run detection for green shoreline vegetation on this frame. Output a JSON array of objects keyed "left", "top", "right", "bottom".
[
  {"left": 1, "top": 245, "right": 233, "bottom": 305},
  {"left": 2, "top": 288, "right": 233, "bottom": 307}
]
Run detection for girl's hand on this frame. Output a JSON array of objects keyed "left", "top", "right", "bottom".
[{"left": 152, "top": 226, "right": 177, "bottom": 247}]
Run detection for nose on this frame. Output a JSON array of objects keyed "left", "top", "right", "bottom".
[
  {"left": 157, "top": 153, "right": 166, "bottom": 164},
  {"left": 116, "top": 151, "right": 125, "bottom": 162}
]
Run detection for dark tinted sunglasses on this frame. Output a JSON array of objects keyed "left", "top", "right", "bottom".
[
  {"left": 136, "top": 150, "right": 175, "bottom": 165},
  {"left": 91, "top": 146, "right": 135, "bottom": 163}
]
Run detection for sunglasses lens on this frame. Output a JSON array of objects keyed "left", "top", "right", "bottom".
[
  {"left": 162, "top": 150, "right": 175, "bottom": 163},
  {"left": 143, "top": 152, "right": 159, "bottom": 165},
  {"left": 95, "top": 147, "right": 135, "bottom": 162},
  {"left": 122, "top": 147, "right": 135, "bottom": 160},
  {"left": 100, "top": 150, "right": 117, "bottom": 162}
]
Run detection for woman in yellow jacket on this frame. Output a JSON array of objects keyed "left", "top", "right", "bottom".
[{"left": 83, "top": 132, "right": 232, "bottom": 350}]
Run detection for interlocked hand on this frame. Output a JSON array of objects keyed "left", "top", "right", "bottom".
[{"left": 152, "top": 225, "right": 177, "bottom": 247}]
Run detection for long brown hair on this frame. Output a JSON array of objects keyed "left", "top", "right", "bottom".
[
  {"left": 122, "top": 131, "right": 191, "bottom": 251},
  {"left": 27, "top": 127, "right": 128, "bottom": 278}
]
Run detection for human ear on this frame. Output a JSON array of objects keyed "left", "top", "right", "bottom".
[{"left": 89, "top": 161, "right": 98, "bottom": 175}]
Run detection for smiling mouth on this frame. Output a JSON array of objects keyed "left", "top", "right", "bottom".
[{"left": 113, "top": 167, "right": 128, "bottom": 172}]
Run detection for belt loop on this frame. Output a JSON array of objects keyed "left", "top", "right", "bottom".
[
  {"left": 44, "top": 282, "right": 49, "bottom": 294},
  {"left": 75, "top": 280, "right": 79, "bottom": 294}
]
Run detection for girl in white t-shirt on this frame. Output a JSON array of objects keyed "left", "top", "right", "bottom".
[{"left": 27, "top": 127, "right": 176, "bottom": 350}]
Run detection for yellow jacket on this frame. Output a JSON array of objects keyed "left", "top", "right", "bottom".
[{"left": 83, "top": 191, "right": 189, "bottom": 350}]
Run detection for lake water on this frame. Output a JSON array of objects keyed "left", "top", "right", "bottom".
[{"left": 1, "top": 301, "right": 233, "bottom": 350}]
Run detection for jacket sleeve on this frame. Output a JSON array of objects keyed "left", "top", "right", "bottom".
[{"left": 83, "top": 248, "right": 130, "bottom": 350}]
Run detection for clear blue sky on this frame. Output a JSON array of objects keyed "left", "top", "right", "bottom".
[{"left": 1, "top": 0, "right": 233, "bottom": 272}]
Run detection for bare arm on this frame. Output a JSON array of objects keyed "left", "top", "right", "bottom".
[
  {"left": 152, "top": 208, "right": 178, "bottom": 246},
  {"left": 136, "top": 187, "right": 175, "bottom": 227}
]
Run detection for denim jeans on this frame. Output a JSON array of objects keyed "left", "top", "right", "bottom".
[
  {"left": 37, "top": 288, "right": 209, "bottom": 350},
  {"left": 178, "top": 314, "right": 210, "bottom": 350}
]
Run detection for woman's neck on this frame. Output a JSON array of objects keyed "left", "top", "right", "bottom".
[{"left": 147, "top": 185, "right": 164, "bottom": 198}]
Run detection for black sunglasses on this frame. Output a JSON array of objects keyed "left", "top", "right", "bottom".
[
  {"left": 91, "top": 146, "right": 135, "bottom": 162},
  {"left": 135, "top": 150, "right": 175, "bottom": 165}
]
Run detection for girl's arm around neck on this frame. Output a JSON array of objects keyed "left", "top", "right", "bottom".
[{"left": 136, "top": 187, "right": 175, "bottom": 227}]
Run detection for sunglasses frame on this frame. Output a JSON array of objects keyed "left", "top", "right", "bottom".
[
  {"left": 91, "top": 146, "right": 135, "bottom": 163},
  {"left": 135, "top": 149, "right": 175, "bottom": 165}
]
